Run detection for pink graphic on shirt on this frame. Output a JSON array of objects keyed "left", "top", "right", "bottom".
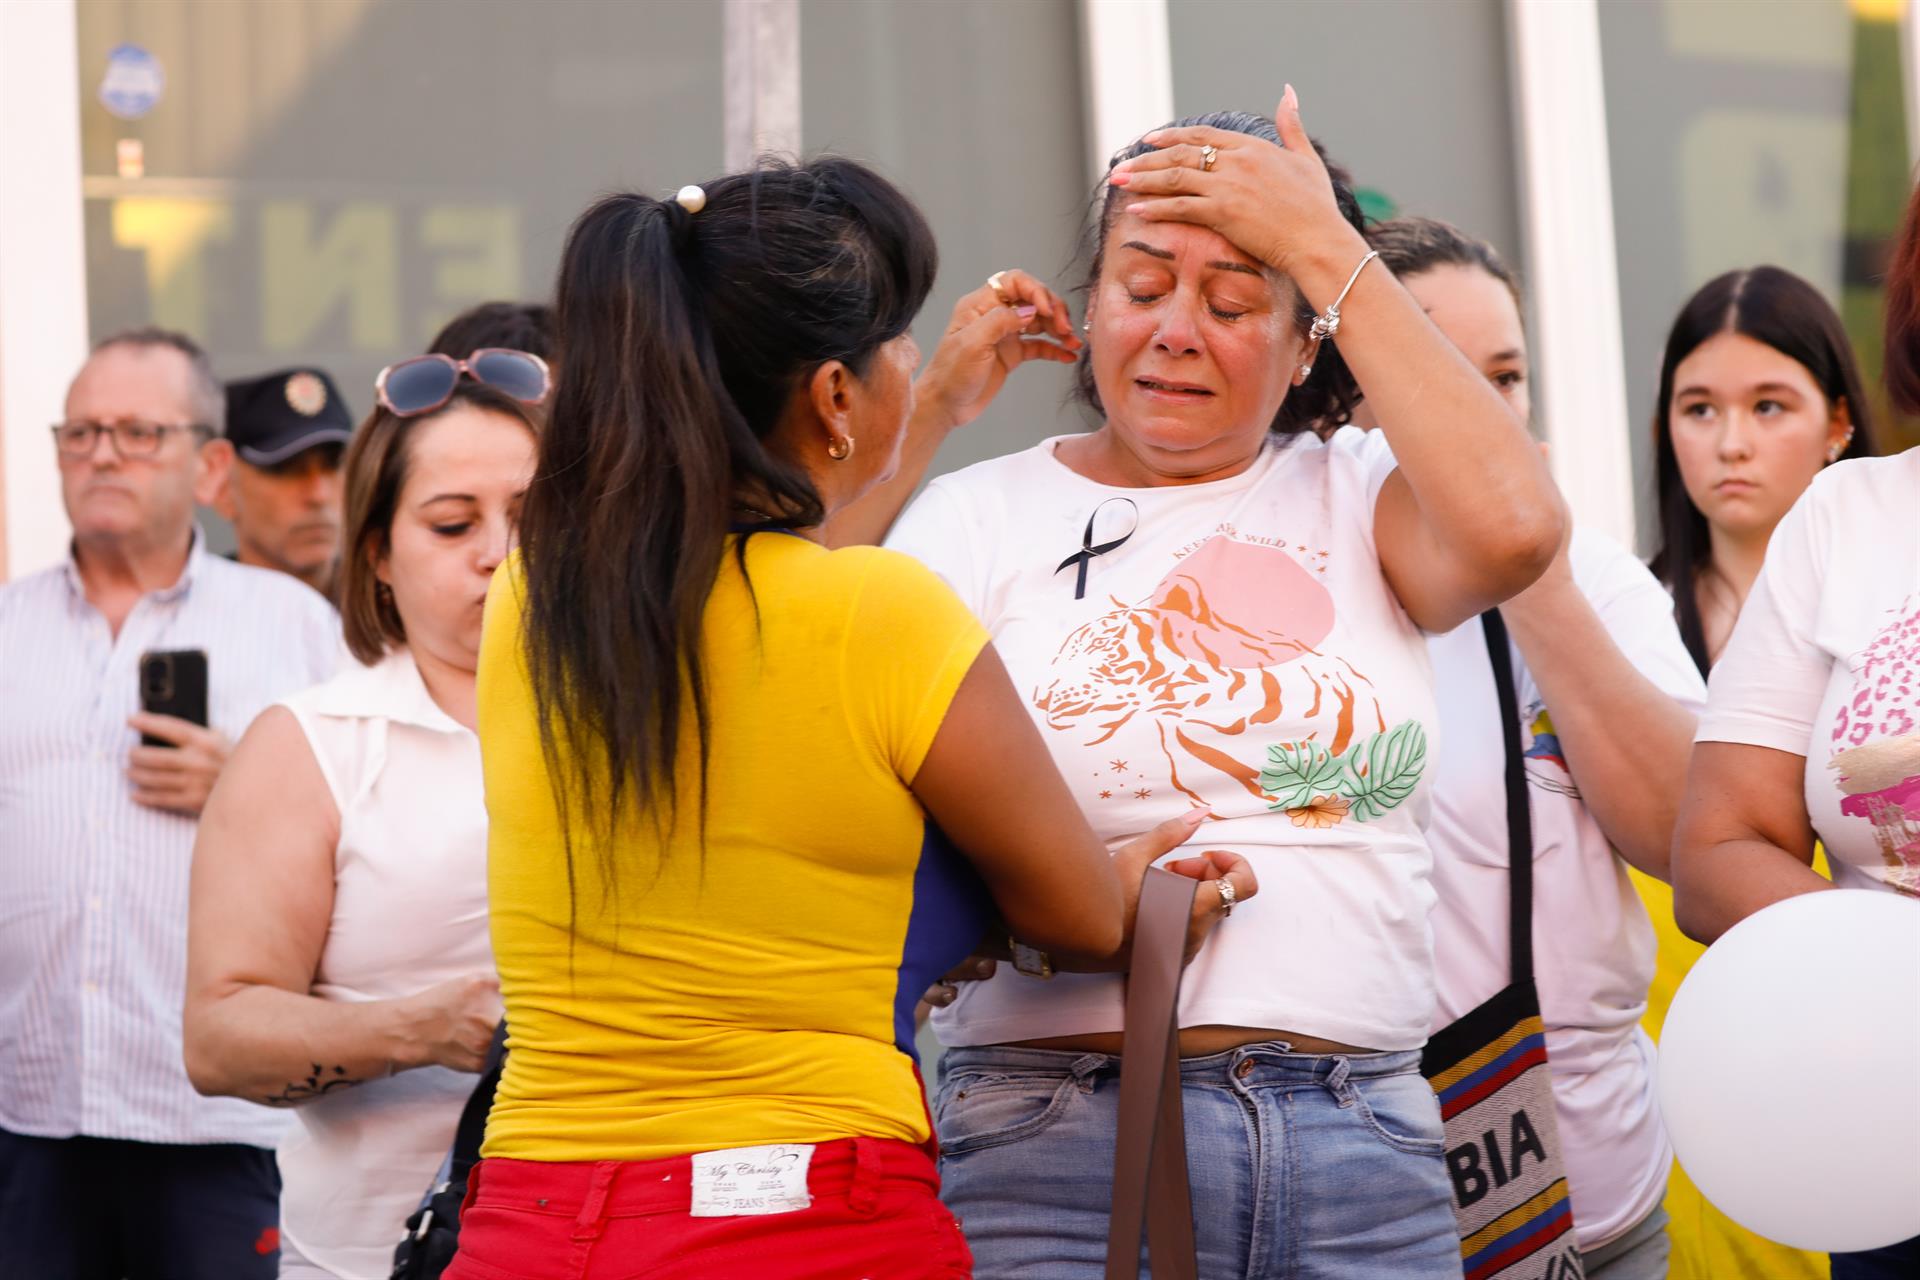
[
  {"left": 1034, "top": 535, "right": 1388, "bottom": 809},
  {"left": 1827, "top": 593, "right": 1920, "bottom": 896},
  {"left": 1148, "top": 535, "right": 1336, "bottom": 667}
]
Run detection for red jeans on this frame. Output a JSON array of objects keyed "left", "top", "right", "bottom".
[{"left": 444, "top": 1138, "right": 972, "bottom": 1279}]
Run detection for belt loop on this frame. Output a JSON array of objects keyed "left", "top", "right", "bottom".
[
  {"left": 571, "top": 1161, "right": 620, "bottom": 1241},
  {"left": 848, "top": 1138, "right": 884, "bottom": 1216},
  {"left": 1325, "top": 1056, "right": 1355, "bottom": 1107}
]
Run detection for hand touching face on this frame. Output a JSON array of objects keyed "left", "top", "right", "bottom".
[{"left": 1084, "top": 217, "right": 1303, "bottom": 481}]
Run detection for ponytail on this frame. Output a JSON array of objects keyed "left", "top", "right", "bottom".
[{"left": 517, "top": 160, "right": 937, "bottom": 907}]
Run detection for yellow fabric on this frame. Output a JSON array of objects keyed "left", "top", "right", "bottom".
[
  {"left": 476, "top": 536, "right": 989, "bottom": 1162},
  {"left": 1630, "top": 854, "right": 1832, "bottom": 1279}
]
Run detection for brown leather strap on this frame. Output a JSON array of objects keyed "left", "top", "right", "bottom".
[
  {"left": 1105, "top": 866, "right": 1200, "bottom": 1280},
  {"left": 1146, "top": 1025, "right": 1198, "bottom": 1272}
]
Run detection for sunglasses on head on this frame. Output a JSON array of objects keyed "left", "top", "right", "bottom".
[{"left": 374, "top": 348, "right": 550, "bottom": 417}]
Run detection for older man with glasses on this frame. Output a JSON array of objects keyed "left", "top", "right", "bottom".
[{"left": 0, "top": 328, "right": 339, "bottom": 1278}]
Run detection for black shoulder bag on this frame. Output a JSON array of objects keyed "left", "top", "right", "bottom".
[{"left": 391, "top": 1020, "right": 508, "bottom": 1280}]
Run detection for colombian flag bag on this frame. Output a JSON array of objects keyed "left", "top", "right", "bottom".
[{"left": 1421, "top": 612, "right": 1584, "bottom": 1280}]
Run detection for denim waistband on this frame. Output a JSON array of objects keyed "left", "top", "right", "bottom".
[{"left": 940, "top": 1041, "right": 1424, "bottom": 1089}]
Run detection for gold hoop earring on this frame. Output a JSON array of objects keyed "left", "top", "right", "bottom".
[{"left": 827, "top": 436, "right": 855, "bottom": 462}]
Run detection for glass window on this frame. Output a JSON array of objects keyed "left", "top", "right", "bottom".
[
  {"left": 1601, "top": 0, "right": 1915, "bottom": 542},
  {"left": 1168, "top": 0, "right": 1525, "bottom": 269},
  {"left": 802, "top": 0, "right": 1093, "bottom": 476},
  {"left": 78, "top": 0, "right": 723, "bottom": 425}
]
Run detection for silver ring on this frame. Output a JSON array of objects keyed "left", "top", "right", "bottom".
[
  {"left": 1216, "top": 877, "right": 1237, "bottom": 917},
  {"left": 1200, "top": 144, "right": 1218, "bottom": 172}
]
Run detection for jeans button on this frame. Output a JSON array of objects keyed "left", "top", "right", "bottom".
[{"left": 1233, "top": 1058, "right": 1255, "bottom": 1080}]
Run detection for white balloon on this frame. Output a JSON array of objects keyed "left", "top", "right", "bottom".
[{"left": 1658, "top": 889, "right": 1920, "bottom": 1253}]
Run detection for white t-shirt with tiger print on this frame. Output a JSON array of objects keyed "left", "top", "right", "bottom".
[{"left": 889, "top": 427, "right": 1443, "bottom": 1051}]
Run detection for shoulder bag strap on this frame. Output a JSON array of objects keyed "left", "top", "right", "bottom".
[
  {"left": 445, "top": 1019, "right": 509, "bottom": 1186},
  {"left": 1105, "top": 866, "right": 1201, "bottom": 1280},
  {"left": 1480, "top": 610, "right": 1535, "bottom": 985}
]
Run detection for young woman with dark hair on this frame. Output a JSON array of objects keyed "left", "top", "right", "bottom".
[
  {"left": 1361, "top": 216, "right": 1703, "bottom": 1278},
  {"left": 1648, "top": 266, "right": 1877, "bottom": 675},
  {"left": 1674, "top": 185, "right": 1920, "bottom": 1280},
  {"left": 184, "top": 373, "right": 544, "bottom": 1279},
  {"left": 1630, "top": 264, "right": 1878, "bottom": 1280},
  {"left": 881, "top": 96, "right": 1563, "bottom": 1277},
  {"left": 456, "top": 158, "right": 1253, "bottom": 1279}
]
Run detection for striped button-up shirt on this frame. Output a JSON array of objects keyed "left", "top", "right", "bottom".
[{"left": 0, "top": 532, "right": 340, "bottom": 1146}]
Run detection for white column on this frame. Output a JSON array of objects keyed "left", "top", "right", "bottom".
[
  {"left": 0, "top": 0, "right": 87, "bottom": 580},
  {"left": 723, "top": 0, "right": 801, "bottom": 172},
  {"left": 1078, "top": 0, "right": 1173, "bottom": 181},
  {"left": 1507, "top": 0, "right": 1638, "bottom": 551}
]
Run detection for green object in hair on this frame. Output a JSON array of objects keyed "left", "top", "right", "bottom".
[{"left": 1356, "top": 188, "right": 1399, "bottom": 226}]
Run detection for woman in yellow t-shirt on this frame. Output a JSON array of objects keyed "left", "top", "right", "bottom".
[
  {"left": 447, "top": 161, "right": 1255, "bottom": 1280},
  {"left": 1640, "top": 264, "right": 1877, "bottom": 1279}
]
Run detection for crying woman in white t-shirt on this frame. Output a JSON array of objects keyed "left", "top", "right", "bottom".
[
  {"left": 1356, "top": 217, "right": 1707, "bottom": 1278},
  {"left": 874, "top": 101, "right": 1565, "bottom": 1279}
]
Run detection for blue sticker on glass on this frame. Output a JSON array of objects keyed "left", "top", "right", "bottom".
[{"left": 99, "top": 44, "right": 165, "bottom": 121}]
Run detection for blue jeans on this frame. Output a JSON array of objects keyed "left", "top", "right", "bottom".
[{"left": 933, "top": 1042, "right": 1460, "bottom": 1279}]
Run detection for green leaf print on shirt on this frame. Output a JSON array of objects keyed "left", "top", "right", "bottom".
[
  {"left": 1260, "top": 739, "right": 1346, "bottom": 810},
  {"left": 1260, "top": 719, "right": 1429, "bottom": 824},
  {"left": 1342, "top": 719, "right": 1428, "bottom": 821}
]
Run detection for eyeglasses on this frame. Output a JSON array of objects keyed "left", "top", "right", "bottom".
[
  {"left": 374, "top": 349, "right": 550, "bottom": 418},
  {"left": 50, "top": 420, "right": 212, "bottom": 458}
]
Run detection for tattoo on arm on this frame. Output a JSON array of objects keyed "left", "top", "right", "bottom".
[{"left": 259, "top": 1063, "right": 363, "bottom": 1107}]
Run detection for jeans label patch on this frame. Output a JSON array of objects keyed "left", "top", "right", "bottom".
[{"left": 690, "top": 1144, "right": 815, "bottom": 1217}]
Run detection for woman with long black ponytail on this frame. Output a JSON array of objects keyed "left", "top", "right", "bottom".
[{"left": 452, "top": 161, "right": 1252, "bottom": 1279}]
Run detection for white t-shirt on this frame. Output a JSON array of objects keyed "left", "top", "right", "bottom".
[
  {"left": 890, "top": 427, "right": 1442, "bottom": 1051},
  {"left": 1699, "top": 450, "right": 1920, "bottom": 898},
  {"left": 275, "top": 650, "right": 494, "bottom": 1280},
  {"left": 1426, "top": 527, "right": 1705, "bottom": 1251}
]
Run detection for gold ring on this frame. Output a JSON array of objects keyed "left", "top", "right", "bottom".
[
  {"left": 987, "top": 271, "right": 1011, "bottom": 303},
  {"left": 1200, "top": 144, "right": 1218, "bottom": 172}
]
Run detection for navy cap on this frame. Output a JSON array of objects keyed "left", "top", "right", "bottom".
[{"left": 223, "top": 368, "right": 355, "bottom": 466}]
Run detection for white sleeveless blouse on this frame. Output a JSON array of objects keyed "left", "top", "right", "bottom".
[{"left": 274, "top": 650, "right": 492, "bottom": 1279}]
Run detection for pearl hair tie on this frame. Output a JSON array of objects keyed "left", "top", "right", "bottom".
[{"left": 675, "top": 185, "right": 706, "bottom": 214}]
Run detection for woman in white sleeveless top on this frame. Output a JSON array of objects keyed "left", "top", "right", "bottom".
[{"left": 184, "top": 365, "right": 542, "bottom": 1278}]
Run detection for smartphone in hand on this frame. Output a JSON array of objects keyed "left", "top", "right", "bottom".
[{"left": 138, "top": 649, "right": 209, "bottom": 746}]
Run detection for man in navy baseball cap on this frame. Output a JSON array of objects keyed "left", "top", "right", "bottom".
[{"left": 214, "top": 368, "right": 354, "bottom": 597}]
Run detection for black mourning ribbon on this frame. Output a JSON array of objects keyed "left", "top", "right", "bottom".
[{"left": 1055, "top": 497, "right": 1139, "bottom": 600}]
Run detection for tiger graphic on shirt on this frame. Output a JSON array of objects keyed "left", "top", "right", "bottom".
[
  {"left": 1828, "top": 591, "right": 1920, "bottom": 897},
  {"left": 1032, "top": 534, "right": 1426, "bottom": 826}
]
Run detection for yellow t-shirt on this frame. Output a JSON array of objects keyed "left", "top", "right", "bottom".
[
  {"left": 1632, "top": 858, "right": 1831, "bottom": 1279},
  {"left": 476, "top": 535, "right": 991, "bottom": 1162}
]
